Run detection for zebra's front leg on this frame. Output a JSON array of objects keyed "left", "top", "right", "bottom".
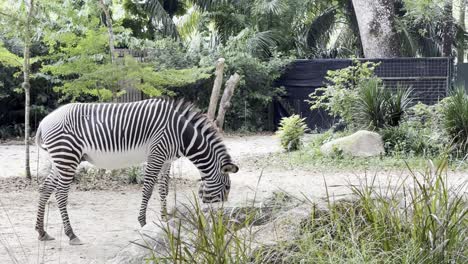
[
  {"left": 35, "top": 171, "right": 57, "bottom": 241},
  {"left": 138, "top": 159, "right": 165, "bottom": 227}
]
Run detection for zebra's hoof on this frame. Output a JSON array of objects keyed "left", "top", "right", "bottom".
[
  {"left": 69, "top": 237, "right": 84, "bottom": 245},
  {"left": 38, "top": 232, "right": 55, "bottom": 241}
]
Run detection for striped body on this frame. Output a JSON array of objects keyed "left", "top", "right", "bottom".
[{"left": 35, "top": 98, "right": 239, "bottom": 244}]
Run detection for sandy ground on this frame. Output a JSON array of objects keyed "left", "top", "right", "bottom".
[{"left": 0, "top": 134, "right": 466, "bottom": 264}]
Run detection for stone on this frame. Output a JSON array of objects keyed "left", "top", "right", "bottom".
[{"left": 320, "top": 130, "right": 384, "bottom": 157}]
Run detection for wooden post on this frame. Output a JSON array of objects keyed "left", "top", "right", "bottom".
[
  {"left": 216, "top": 73, "right": 241, "bottom": 132},
  {"left": 98, "top": 0, "right": 115, "bottom": 63},
  {"left": 207, "top": 58, "right": 225, "bottom": 121}
]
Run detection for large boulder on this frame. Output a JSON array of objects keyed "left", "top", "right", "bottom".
[{"left": 320, "top": 130, "right": 384, "bottom": 157}]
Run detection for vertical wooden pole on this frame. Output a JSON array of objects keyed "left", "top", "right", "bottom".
[{"left": 207, "top": 58, "right": 225, "bottom": 121}]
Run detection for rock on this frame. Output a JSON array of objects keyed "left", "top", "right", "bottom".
[{"left": 320, "top": 130, "right": 384, "bottom": 157}]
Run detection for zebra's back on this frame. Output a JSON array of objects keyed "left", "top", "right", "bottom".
[{"left": 38, "top": 99, "right": 171, "bottom": 169}]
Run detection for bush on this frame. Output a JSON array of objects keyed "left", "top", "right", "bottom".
[
  {"left": 353, "top": 79, "right": 412, "bottom": 129},
  {"left": 379, "top": 124, "right": 443, "bottom": 157},
  {"left": 308, "top": 58, "right": 380, "bottom": 125},
  {"left": 276, "top": 115, "right": 308, "bottom": 151},
  {"left": 442, "top": 87, "right": 468, "bottom": 155}
]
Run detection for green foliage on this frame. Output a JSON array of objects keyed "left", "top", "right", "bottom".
[
  {"left": 0, "top": 42, "right": 22, "bottom": 67},
  {"left": 42, "top": 24, "right": 212, "bottom": 102},
  {"left": 442, "top": 87, "right": 468, "bottom": 154},
  {"left": 276, "top": 114, "right": 308, "bottom": 151},
  {"left": 379, "top": 124, "right": 444, "bottom": 157},
  {"left": 219, "top": 49, "right": 292, "bottom": 131},
  {"left": 270, "top": 159, "right": 467, "bottom": 263},
  {"left": 148, "top": 196, "right": 254, "bottom": 263},
  {"left": 353, "top": 79, "right": 412, "bottom": 129},
  {"left": 145, "top": 37, "right": 200, "bottom": 70},
  {"left": 309, "top": 59, "right": 380, "bottom": 124}
]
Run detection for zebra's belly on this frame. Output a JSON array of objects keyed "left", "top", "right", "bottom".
[{"left": 82, "top": 147, "right": 149, "bottom": 170}]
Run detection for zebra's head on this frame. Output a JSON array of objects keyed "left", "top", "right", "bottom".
[{"left": 198, "top": 162, "right": 239, "bottom": 203}]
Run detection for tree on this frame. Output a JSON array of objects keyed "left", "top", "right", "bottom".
[
  {"left": 441, "top": 0, "right": 454, "bottom": 57},
  {"left": 98, "top": 0, "right": 116, "bottom": 63},
  {"left": 0, "top": 0, "right": 44, "bottom": 179},
  {"left": 457, "top": 0, "right": 466, "bottom": 62},
  {"left": 351, "top": 0, "right": 401, "bottom": 58}
]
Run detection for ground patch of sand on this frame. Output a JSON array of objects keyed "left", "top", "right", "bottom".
[{"left": 0, "top": 135, "right": 466, "bottom": 264}]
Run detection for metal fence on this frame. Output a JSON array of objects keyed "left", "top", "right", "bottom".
[{"left": 275, "top": 57, "right": 453, "bottom": 130}]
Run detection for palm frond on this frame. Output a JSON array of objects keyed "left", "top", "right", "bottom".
[
  {"left": 304, "top": 7, "right": 337, "bottom": 53},
  {"left": 190, "top": 0, "right": 229, "bottom": 11},
  {"left": 141, "top": 0, "right": 180, "bottom": 39},
  {"left": 175, "top": 5, "right": 202, "bottom": 40},
  {"left": 246, "top": 30, "right": 279, "bottom": 57},
  {"left": 252, "top": 0, "right": 287, "bottom": 17}
]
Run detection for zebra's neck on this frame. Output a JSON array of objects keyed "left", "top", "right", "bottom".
[{"left": 176, "top": 107, "right": 230, "bottom": 178}]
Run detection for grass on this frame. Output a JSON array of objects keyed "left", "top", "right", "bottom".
[
  {"left": 274, "top": 158, "right": 468, "bottom": 263},
  {"left": 144, "top": 158, "right": 467, "bottom": 264}
]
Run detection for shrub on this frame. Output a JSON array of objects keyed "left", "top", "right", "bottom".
[
  {"left": 276, "top": 114, "right": 308, "bottom": 151},
  {"left": 308, "top": 58, "right": 380, "bottom": 125},
  {"left": 353, "top": 79, "right": 412, "bottom": 129},
  {"left": 379, "top": 124, "right": 443, "bottom": 157},
  {"left": 442, "top": 87, "right": 468, "bottom": 154}
]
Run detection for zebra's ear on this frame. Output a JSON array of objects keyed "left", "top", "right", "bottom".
[{"left": 221, "top": 163, "right": 239, "bottom": 174}]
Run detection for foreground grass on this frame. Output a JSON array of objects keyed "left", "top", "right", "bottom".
[
  {"left": 275, "top": 159, "right": 467, "bottom": 263},
  {"left": 147, "top": 158, "right": 467, "bottom": 264}
]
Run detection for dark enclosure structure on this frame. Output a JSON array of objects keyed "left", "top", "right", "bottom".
[{"left": 275, "top": 57, "right": 453, "bottom": 130}]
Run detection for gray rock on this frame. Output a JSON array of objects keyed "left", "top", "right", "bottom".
[{"left": 320, "top": 130, "right": 384, "bottom": 157}]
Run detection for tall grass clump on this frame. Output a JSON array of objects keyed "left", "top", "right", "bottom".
[
  {"left": 277, "top": 158, "right": 467, "bottom": 263},
  {"left": 442, "top": 87, "right": 468, "bottom": 154},
  {"left": 148, "top": 197, "right": 256, "bottom": 264},
  {"left": 276, "top": 114, "right": 308, "bottom": 151},
  {"left": 353, "top": 79, "right": 412, "bottom": 129}
]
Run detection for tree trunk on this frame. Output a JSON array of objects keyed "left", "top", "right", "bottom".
[
  {"left": 99, "top": 0, "right": 115, "bottom": 63},
  {"left": 23, "top": 0, "right": 34, "bottom": 180},
  {"left": 216, "top": 73, "right": 240, "bottom": 132},
  {"left": 351, "top": 0, "right": 401, "bottom": 58},
  {"left": 441, "top": 0, "right": 454, "bottom": 57},
  {"left": 457, "top": 0, "right": 465, "bottom": 62},
  {"left": 207, "top": 58, "right": 225, "bottom": 121}
]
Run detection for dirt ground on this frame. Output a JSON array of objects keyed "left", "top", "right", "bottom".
[{"left": 0, "top": 134, "right": 466, "bottom": 264}]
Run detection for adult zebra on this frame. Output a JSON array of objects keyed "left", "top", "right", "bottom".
[{"left": 35, "top": 98, "right": 238, "bottom": 245}]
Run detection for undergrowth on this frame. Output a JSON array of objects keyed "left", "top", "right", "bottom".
[
  {"left": 259, "top": 133, "right": 468, "bottom": 171},
  {"left": 142, "top": 158, "right": 467, "bottom": 264}
]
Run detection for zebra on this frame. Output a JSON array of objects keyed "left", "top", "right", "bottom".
[{"left": 34, "top": 98, "right": 239, "bottom": 245}]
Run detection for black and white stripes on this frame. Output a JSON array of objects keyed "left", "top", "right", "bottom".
[{"left": 35, "top": 98, "right": 238, "bottom": 245}]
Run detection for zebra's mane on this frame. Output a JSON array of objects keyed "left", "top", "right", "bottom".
[{"left": 162, "top": 98, "right": 232, "bottom": 163}]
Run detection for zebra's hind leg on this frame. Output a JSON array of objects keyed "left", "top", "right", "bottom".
[
  {"left": 52, "top": 158, "right": 81, "bottom": 245},
  {"left": 138, "top": 158, "right": 164, "bottom": 227},
  {"left": 157, "top": 163, "right": 171, "bottom": 220},
  {"left": 35, "top": 171, "right": 57, "bottom": 241}
]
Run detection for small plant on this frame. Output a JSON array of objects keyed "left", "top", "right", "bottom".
[
  {"left": 442, "top": 87, "right": 468, "bottom": 155},
  {"left": 147, "top": 196, "right": 256, "bottom": 263},
  {"left": 126, "top": 166, "right": 143, "bottom": 184},
  {"left": 276, "top": 114, "right": 308, "bottom": 151}
]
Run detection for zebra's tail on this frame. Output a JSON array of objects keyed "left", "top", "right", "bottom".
[{"left": 35, "top": 124, "right": 46, "bottom": 150}]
